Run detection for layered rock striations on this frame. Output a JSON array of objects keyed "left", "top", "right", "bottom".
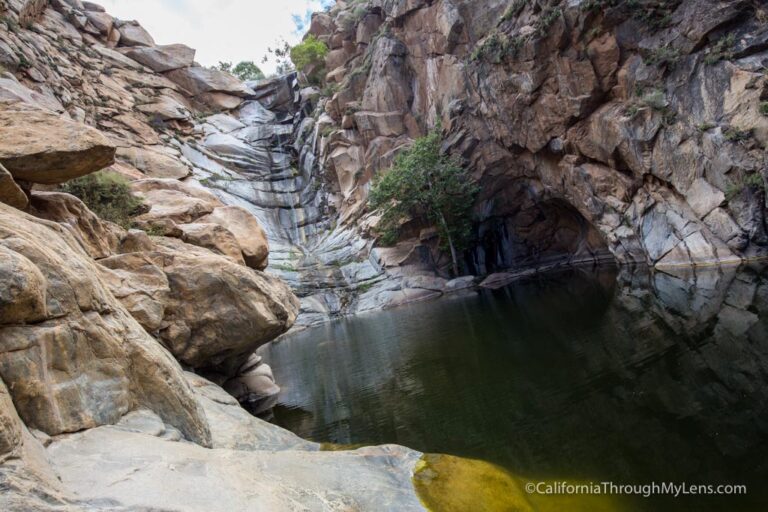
[
  {"left": 0, "top": 0, "right": 766, "bottom": 508},
  {"left": 135, "top": 0, "right": 768, "bottom": 328},
  {"left": 1, "top": 1, "right": 761, "bottom": 326}
]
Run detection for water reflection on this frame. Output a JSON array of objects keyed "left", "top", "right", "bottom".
[{"left": 262, "top": 263, "right": 768, "bottom": 510}]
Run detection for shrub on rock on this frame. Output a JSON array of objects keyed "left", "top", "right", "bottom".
[
  {"left": 59, "top": 171, "right": 144, "bottom": 228},
  {"left": 290, "top": 35, "right": 328, "bottom": 84}
]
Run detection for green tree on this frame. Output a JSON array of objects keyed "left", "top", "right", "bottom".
[
  {"left": 232, "top": 61, "right": 265, "bottom": 81},
  {"left": 369, "top": 131, "right": 480, "bottom": 276},
  {"left": 214, "top": 60, "right": 265, "bottom": 81},
  {"left": 290, "top": 35, "right": 329, "bottom": 84}
]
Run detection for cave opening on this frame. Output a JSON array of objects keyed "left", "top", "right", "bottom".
[{"left": 466, "top": 188, "right": 614, "bottom": 276}]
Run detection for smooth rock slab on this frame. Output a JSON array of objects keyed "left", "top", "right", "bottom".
[{"left": 47, "top": 427, "right": 425, "bottom": 512}]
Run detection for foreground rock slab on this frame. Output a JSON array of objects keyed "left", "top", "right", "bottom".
[{"left": 47, "top": 428, "right": 424, "bottom": 512}]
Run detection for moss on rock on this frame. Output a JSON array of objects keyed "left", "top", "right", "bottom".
[{"left": 413, "top": 454, "right": 625, "bottom": 512}]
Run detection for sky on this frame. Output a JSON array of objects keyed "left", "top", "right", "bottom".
[{"left": 99, "top": 0, "right": 334, "bottom": 74}]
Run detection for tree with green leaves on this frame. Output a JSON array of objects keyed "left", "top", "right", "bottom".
[
  {"left": 290, "top": 35, "right": 329, "bottom": 84},
  {"left": 232, "top": 61, "right": 265, "bottom": 81},
  {"left": 214, "top": 60, "right": 265, "bottom": 81},
  {"left": 369, "top": 131, "right": 480, "bottom": 276}
]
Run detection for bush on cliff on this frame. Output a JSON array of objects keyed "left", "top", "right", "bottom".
[
  {"left": 59, "top": 171, "right": 144, "bottom": 228},
  {"left": 290, "top": 35, "right": 328, "bottom": 84},
  {"left": 369, "top": 130, "right": 479, "bottom": 276}
]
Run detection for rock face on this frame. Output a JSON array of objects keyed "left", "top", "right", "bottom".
[
  {"left": 297, "top": 0, "right": 768, "bottom": 276},
  {"left": 0, "top": 164, "right": 28, "bottom": 210},
  {"left": 8, "top": 0, "right": 767, "bottom": 510},
  {"left": 0, "top": 110, "right": 115, "bottom": 184},
  {"left": 0, "top": 378, "right": 22, "bottom": 460},
  {"left": 0, "top": 202, "right": 210, "bottom": 445},
  {"left": 12, "top": 0, "right": 759, "bottom": 333}
]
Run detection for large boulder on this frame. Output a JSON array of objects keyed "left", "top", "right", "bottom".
[
  {"left": 165, "top": 67, "right": 255, "bottom": 97},
  {"left": 149, "top": 237, "right": 299, "bottom": 375},
  {"left": 199, "top": 206, "right": 270, "bottom": 270},
  {"left": 0, "top": 202, "right": 210, "bottom": 445},
  {"left": 178, "top": 222, "right": 247, "bottom": 265},
  {"left": 82, "top": 10, "right": 113, "bottom": 35},
  {"left": 116, "top": 146, "right": 191, "bottom": 179},
  {"left": 131, "top": 178, "right": 223, "bottom": 226},
  {"left": 99, "top": 234, "right": 297, "bottom": 376},
  {"left": 117, "top": 21, "right": 155, "bottom": 47},
  {"left": 123, "top": 44, "right": 196, "bottom": 72},
  {"left": 99, "top": 252, "right": 170, "bottom": 333},
  {"left": 0, "top": 110, "right": 115, "bottom": 184}
]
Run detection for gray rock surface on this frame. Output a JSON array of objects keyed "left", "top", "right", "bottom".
[{"left": 47, "top": 427, "right": 424, "bottom": 512}]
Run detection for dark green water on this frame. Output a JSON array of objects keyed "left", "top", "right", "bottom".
[{"left": 263, "top": 264, "right": 768, "bottom": 511}]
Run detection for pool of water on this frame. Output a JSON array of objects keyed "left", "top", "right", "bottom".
[{"left": 262, "top": 263, "right": 768, "bottom": 511}]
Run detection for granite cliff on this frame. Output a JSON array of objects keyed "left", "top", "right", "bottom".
[{"left": 304, "top": 0, "right": 768, "bottom": 276}]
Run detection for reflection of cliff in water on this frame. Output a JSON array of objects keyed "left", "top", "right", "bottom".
[
  {"left": 510, "top": 263, "right": 768, "bottom": 482},
  {"left": 265, "top": 263, "right": 768, "bottom": 507}
]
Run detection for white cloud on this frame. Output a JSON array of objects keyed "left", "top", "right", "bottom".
[{"left": 98, "top": 0, "right": 331, "bottom": 74}]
